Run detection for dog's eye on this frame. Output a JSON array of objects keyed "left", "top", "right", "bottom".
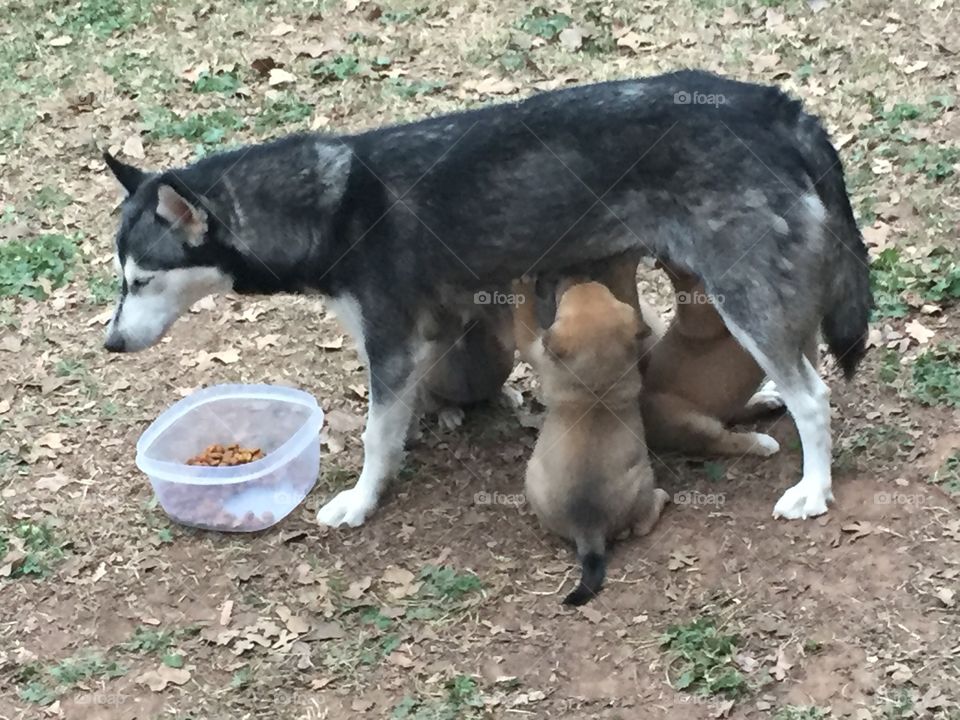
[{"left": 131, "top": 277, "right": 153, "bottom": 292}]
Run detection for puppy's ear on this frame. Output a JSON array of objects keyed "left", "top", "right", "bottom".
[
  {"left": 156, "top": 184, "right": 208, "bottom": 246},
  {"left": 103, "top": 151, "right": 147, "bottom": 195}
]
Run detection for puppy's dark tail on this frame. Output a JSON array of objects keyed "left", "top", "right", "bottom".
[
  {"left": 562, "top": 535, "right": 607, "bottom": 606},
  {"left": 796, "top": 114, "right": 872, "bottom": 379}
]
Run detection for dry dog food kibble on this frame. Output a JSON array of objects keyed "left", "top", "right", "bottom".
[{"left": 186, "top": 443, "right": 265, "bottom": 467}]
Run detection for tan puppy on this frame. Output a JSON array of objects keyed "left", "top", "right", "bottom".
[
  {"left": 516, "top": 250, "right": 662, "bottom": 372},
  {"left": 515, "top": 280, "right": 669, "bottom": 605},
  {"left": 641, "top": 262, "right": 791, "bottom": 457}
]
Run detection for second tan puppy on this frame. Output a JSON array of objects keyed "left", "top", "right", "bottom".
[
  {"left": 641, "top": 262, "right": 794, "bottom": 457},
  {"left": 515, "top": 279, "right": 669, "bottom": 605}
]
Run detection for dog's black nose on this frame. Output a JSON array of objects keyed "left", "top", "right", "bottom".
[{"left": 103, "top": 335, "right": 126, "bottom": 353}]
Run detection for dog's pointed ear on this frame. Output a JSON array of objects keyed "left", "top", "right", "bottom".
[
  {"left": 156, "top": 184, "right": 208, "bottom": 246},
  {"left": 103, "top": 151, "right": 147, "bottom": 195}
]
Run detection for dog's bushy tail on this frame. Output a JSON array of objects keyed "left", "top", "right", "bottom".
[
  {"left": 563, "top": 533, "right": 607, "bottom": 606},
  {"left": 795, "top": 114, "right": 872, "bottom": 379}
]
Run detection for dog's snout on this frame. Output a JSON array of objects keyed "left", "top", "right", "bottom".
[{"left": 103, "top": 334, "right": 126, "bottom": 353}]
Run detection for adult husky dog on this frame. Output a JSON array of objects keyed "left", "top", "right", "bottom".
[{"left": 102, "top": 70, "right": 871, "bottom": 527}]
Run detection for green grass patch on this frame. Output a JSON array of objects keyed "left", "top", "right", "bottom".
[
  {"left": 191, "top": 70, "right": 242, "bottom": 95},
  {"left": 878, "top": 689, "right": 915, "bottom": 719},
  {"left": 929, "top": 451, "right": 960, "bottom": 497},
  {"left": 18, "top": 652, "right": 126, "bottom": 706},
  {"left": 516, "top": 6, "right": 572, "bottom": 40},
  {"left": 312, "top": 54, "right": 363, "bottom": 83},
  {"left": 121, "top": 627, "right": 177, "bottom": 654},
  {"left": 87, "top": 272, "right": 119, "bottom": 305},
  {"left": 384, "top": 78, "right": 445, "bottom": 99},
  {"left": 910, "top": 345, "right": 960, "bottom": 407},
  {"left": 835, "top": 423, "right": 914, "bottom": 471},
  {"left": 101, "top": 51, "right": 178, "bottom": 97},
  {"left": 0, "top": 233, "right": 77, "bottom": 299},
  {"left": 392, "top": 675, "right": 485, "bottom": 719},
  {"left": 417, "top": 565, "right": 483, "bottom": 603},
  {"left": 380, "top": 7, "right": 428, "bottom": 24},
  {"left": 0, "top": 520, "right": 67, "bottom": 578},
  {"left": 906, "top": 145, "right": 960, "bottom": 181},
  {"left": 774, "top": 707, "right": 829, "bottom": 720},
  {"left": 661, "top": 617, "right": 747, "bottom": 698},
  {"left": 870, "top": 247, "right": 960, "bottom": 319},
  {"left": 144, "top": 107, "right": 246, "bottom": 145},
  {"left": 33, "top": 186, "right": 73, "bottom": 216},
  {"left": 55, "top": 0, "right": 153, "bottom": 37},
  {"left": 254, "top": 95, "right": 313, "bottom": 132}
]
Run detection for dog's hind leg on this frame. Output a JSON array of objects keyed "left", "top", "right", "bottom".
[
  {"left": 718, "top": 317, "right": 833, "bottom": 519},
  {"left": 642, "top": 392, "right": 780, "bottom": 457}
]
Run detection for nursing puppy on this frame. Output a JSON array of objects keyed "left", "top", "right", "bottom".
[
  {"left": 417, "top": 298, "right": 516, "bottom": 430},
  {"left": 516, "top": 280, "right": 669, "bottom": 605},
  {"left": 641, "top": 262, "right": 812, "bottom": 456},
  {"left": 525, "top": 250, "right": 662, "bottom": 373}
]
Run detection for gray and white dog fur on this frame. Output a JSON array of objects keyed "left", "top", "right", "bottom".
[{"left": 102, "top": 69, "right": 871, "bottom": 528}]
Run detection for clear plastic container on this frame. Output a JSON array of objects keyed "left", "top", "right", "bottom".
[{"left": 136, "top": 384, "right": 324, "bottom": 532}]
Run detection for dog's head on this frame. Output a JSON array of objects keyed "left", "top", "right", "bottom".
[
  {"left": 542, "top": 281, "right": 642, "bottom": 390},
  {"left": 102, "top": 153, "right": 233, "bottom": 352}
]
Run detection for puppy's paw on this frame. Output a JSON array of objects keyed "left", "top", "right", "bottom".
[
  {"left": 772, "top": 481, "right": 832, "bottom": 520},
  {"left": 316, "top": 487, "right": 378, "bottom": 527},
  {"left": 500, "top": 386, "right": 524, "bottom": 408},
  {"left": 437, "top": 407, "right": 465, "bottom": 431},
  {"left": 634, "top": 488, "right": 671, "bottom": 536},
  {"left": 746, "top": 380, "right": 785, "bottom": 413},
  {"left": 749, "top": 432, "right": 781, "bottom": 457}
]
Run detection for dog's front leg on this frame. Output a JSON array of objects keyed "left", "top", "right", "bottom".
[{"left": 316, "top": 339, "right": 419, "bottom": 528}]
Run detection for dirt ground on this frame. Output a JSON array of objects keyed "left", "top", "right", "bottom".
[{"left": 1, "top": 0, "right": 958, "bottom": 718}]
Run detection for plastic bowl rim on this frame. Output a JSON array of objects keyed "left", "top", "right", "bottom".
[{"left": 135, "top": 384, "right": 324, "bottom": 486}]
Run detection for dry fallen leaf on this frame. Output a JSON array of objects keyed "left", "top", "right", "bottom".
[
  {"left": 314, "top": 621, "right": 345, "bottom": 640},
  {"left": 123, "top": 135, "right": 145, "bottom": 160},
  {"left": 905, "top": 319, "right": 935, "bottom": 345},
  {"left": 559, "top": 26, "right": 584, "bottom": 52},
  {"left": 318, "top": 335, "right": 344, "bottom": 351},
  {"left": 208, "top": 349, "right": 241, "bottom": 365},
  {"left": 36, "top": 473, "right": 76, "bottom": 492},
  {"left": 268, "top": 68, "right": 297, "bottom": 87},
  {"left": 343, "top": 576, "right": 372, "bottom": 600},
  {"left": 616, "top": 31, "right": 650, "bottom": 53},
  {"left": 770, "top": 647, "right": 793, "bottom": 681},
  {"left": 841, "top": 520, "right": 873, "bottom": 542},
  {"left": 0, "top": 336, "right": 22, "bottom": 352},
  {"left": 348, "top": 383, "right": 367, "bottom": 400},
  {"left": 382, "top": 566, "right": 416, "bottom": 585},
  {"left": 49, "top": 35, "right": 73, "bottom": 47},
  {"left": 270, "top": 22, "right": 296, "bottom": 36},
  {"left": 255, "top": 333, "right": 281, "bottom": 350},
  {"left": 220, "top": 600, "right": 234, "bottom": 627},
  {"left": 139, "top": 665, "right": 191, "bottom": 691},
  {"left": 934, "top": 587, "right": 955, "bottom": 607},
  {"left": 577, "top": 605, "right": 603, "bottom": 623}
]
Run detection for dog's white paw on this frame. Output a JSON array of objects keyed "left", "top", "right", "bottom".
[
  {"left": 749, "top": 432, "right": 781, "bottom": 457},
  {"left": 500, "top": 386, "right": 524, "bottom": 408},
  {"left": 772, "top": 482, "right": 832, "bottom": 520},
  {"left": 747, "top": 380, "right": 785, "bottom": 412},
  {"left": 437, "top": 407, "right": 465, "bottom": 431},
  {"left": 316, "top": 487, "right": 378, "bottom": 527}
]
